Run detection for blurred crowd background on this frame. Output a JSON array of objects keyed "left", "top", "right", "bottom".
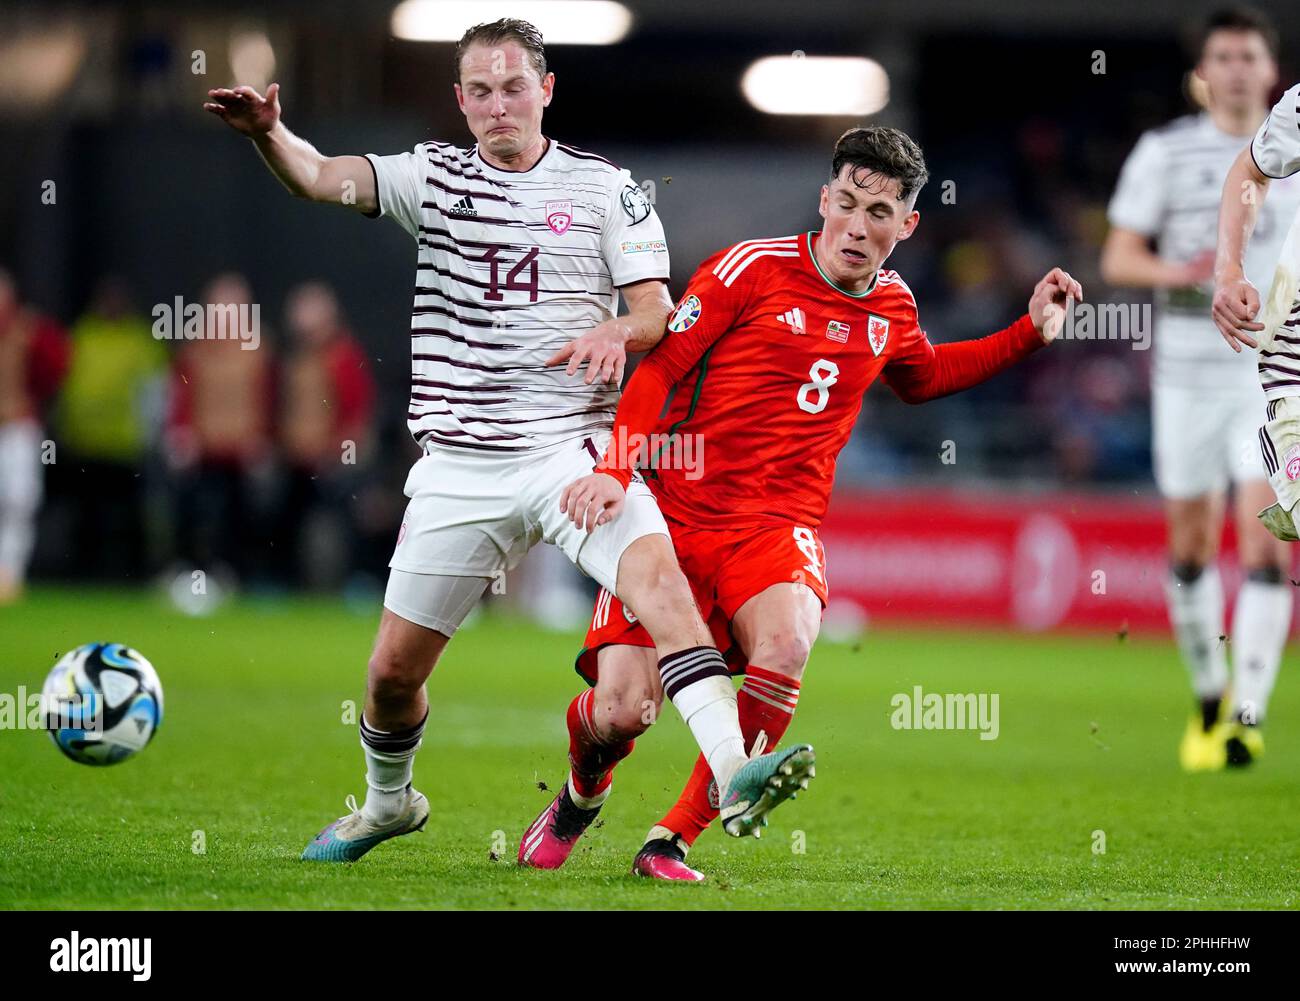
[{"left": 0, "top": 0, "right": 1297, "bottom": 604}]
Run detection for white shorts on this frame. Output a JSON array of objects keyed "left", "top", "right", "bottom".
[
  {"left": 383, "top": 571, "right": 488, "bottom": 636},
  {"left": 1152, "top": 383, "right": 1266, "bottom": 499},
  {"left": 1259, "top": 396, "right": 1300, "bottom": 514},
  {"left": 383, "top": 435, "right": 669, "bottom": 631}
]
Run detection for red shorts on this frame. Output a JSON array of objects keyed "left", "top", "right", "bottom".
[{"left": 575, "top": 518, "right": 828, "bottom": 685}]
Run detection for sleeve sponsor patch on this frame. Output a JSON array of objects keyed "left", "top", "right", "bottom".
[{"left": 620, "top": 239, "right": 667, "bottom": 255}]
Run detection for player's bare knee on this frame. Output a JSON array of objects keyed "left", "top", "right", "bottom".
[
  {"left": 366, "top": 647, "right": 426, "bottom": 702},
  {"left": 751, "top": 632, "right": 812, "bottom": 678},
  {"left": 595, "top": 677, "right": 660, "bottom": 738},
  {"left": 600, "top": 697, "right": 658, "bottom": 742}
]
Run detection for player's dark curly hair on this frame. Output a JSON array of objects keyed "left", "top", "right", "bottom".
[
  {"left": 455, "top": 18, "right": 548, "bottom": 83},
  {"left": 831, "top": 127, "right": 930, "bottom": 205},
  {"left": 1192, "top": 6, "right": 1279, "bottom": 61}
]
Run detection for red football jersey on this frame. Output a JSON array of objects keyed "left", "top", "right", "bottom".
[{"left": 598, "top": 231, "right": 1043, "bottom": 529}]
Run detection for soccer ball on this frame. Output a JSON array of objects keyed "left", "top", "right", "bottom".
[{"left": 42, "top": 643, "right": 164, "bottom": 766}]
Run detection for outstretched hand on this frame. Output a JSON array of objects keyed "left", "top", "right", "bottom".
[
  {"left": 204, "top": 83, "right": 282, "bottom": 137},
  {"left": 1028, "top": 267, "right": 1084, "bottom": 343}
]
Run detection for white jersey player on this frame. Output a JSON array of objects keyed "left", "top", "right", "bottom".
[
  {"left": 1102, "top": 9, "right": 1296, "bottom": 771},
  {"left": 1213, "top": 74, "right": 1300, "bottom": 765},
  {"left": 204, "top": 18, "right": 814, "bottom": 864}
]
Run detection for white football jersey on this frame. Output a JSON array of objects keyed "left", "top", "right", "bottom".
[
  {"left": 1252, "top": 82, "right": 1300, "bottom": 179},
  {"left": 365, "top": 138, "right": 670, "bottom": 451},
  {"left": 1109, "top": 111, "right": 1300, "bottom": 390},
  {"left": 1251, "top": 83, "right": 1300, "bottom": 398}
]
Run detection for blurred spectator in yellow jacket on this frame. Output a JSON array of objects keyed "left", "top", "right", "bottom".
[{"left": 55, "top": 276, "right": 168, "bottom": 580}]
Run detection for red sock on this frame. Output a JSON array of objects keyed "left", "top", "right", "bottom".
[
  {"left": 658, "top": 665, "right": 801, "bottom": 845},
  {"left": 566, "top": 688, "right": 634, "bottom": 799}
]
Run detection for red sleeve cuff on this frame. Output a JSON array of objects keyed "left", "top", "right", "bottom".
[
  {"left": 1011, "top": 313, "right": 1045, "bottom": 352},
  {"left": 594, "top": 460, "right": 633, "bottom": 490}
]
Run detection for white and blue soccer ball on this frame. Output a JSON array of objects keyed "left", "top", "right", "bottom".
[{"left": 42, "top": 643, "right": 164, "bottom": 766}]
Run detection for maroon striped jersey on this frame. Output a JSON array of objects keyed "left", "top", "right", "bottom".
[{"left": 365, "top": 137, "right": 670, "bottom": 451}]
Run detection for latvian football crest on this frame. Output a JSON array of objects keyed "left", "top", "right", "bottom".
[
  {"left": 1286, "top": 443, "right": 1300, "bottom": 481},
  {"left": 546, "top": 200, "right": 573, "bottom": 236},
  {"left": 867, "top": 314, "right": 890, "bottom": 356}
]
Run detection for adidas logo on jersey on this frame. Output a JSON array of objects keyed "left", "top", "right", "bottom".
[
  {"left": 777, "top": 307, "right": 807, "bottom": 336},
  {"left": 449, "top": 195, "right": 478, "bottom": 217}
]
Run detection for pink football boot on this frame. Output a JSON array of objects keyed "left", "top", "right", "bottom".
[
  {"left": 632, "top": 832, "right": 705, "bottom": 882},
  {"left": 518, "top": 783, "right": 603, "bottom": 869}
]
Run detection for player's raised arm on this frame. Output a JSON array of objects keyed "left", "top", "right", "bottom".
[
  {"left": 883, "top": 267, "right": 1081, "bottom": 404},
  {"left": 204, "top": 83, "right": 377, "bottom": 213}
]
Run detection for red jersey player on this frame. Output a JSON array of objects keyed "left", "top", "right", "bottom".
[{"left": 518, "top": 127, "right": 1082, "bottom": 878}]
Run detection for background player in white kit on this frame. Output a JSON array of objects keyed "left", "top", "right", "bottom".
[
  {"left": 204, "top": 18, "right": 814, "bottom": 863},
  {"left": 1101, "top": 8, "right": 1298, "bottom": 771}
]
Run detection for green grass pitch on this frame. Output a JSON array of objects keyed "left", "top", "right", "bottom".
[{"left": 2, "top": 587, "right": 1297, "bottom": 910}]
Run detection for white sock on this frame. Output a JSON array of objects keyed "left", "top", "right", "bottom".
[
  {"left": 361, "top": 750, "right": 414, "bottom": 825},
  {"left": 1231, "top": 578, "right": 1292, "bottom": 724},
  {"left": 1165, "top": 565, "right": 1229, "bottom": 701},
  {"left": 667, "top": 671, "right": 746, "bottom": 791},
  {"left": 359, "top": 713, "right": 424, "bottom": 825}
]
